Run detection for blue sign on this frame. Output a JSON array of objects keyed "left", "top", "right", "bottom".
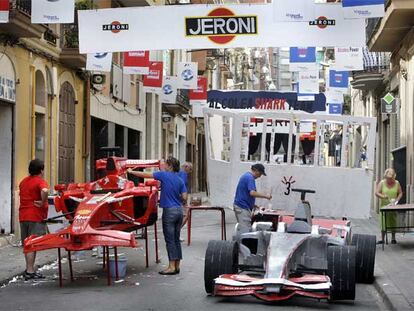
[
  {"left": 329, "top": 103, "right": 343, "bottom": 115},
  {"left": 329, "top": 70, "right": 349, "bottom": 88},
  {"left": 342, "top": 0, "right": 384, "bottom": 7},
  {"left": 289, "top": 47, "right": 316, "bottom": 64},
  {"left": 207, "top": 90, "right": 326, "bottom": 113}
]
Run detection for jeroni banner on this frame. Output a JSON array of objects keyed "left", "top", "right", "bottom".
[
  {"left": 207, "top": 90, "right": 326, "bottom": 113},
  {"left": 333, "top": 47, "right": 364, "bottom": 71},
  {"left": 143, "top": 62, "right": 163, "bottom": 93},
  {"left": 86, "top": 53, "right": 113, "bottom": 72},
  {"left": 342, "top": 0, "right": 385, "bottom": 19},
  {"left": 177, "top": 62, "right": 198, "bottom": 90},
  {"left": 78, "top": 3, "right": 365, "bottom": 53},
  {"left": 123, "top": 51, "right": 150, "bottom": 75},
  {"left": 0, "top": 0, "right": 9, "bottom": 23},
  {"left": 31, "top": 0, "right": 75, "bottom": 24},
  {"left": 273, "top": 0, "right": 315, "bottom": 22}
]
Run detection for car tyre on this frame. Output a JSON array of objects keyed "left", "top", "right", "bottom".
[
  {"left": 204, "top": 240, "right": 239, "bottom": 294},
  {"left": 327, "top": 245, "right": 356, "bottom": 301},
  {"left": 351, "top": 234, "right": 376, "bottom": 283}
]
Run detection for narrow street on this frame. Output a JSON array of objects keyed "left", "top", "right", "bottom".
[{"left": 0, "top": 211, "right": 386, "bottom": 311}]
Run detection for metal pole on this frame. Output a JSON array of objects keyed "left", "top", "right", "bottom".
[
  {"left": 106, "top": 247, "right": 111, "bottom": 286},
  {"left": 68, "top": 251, "right": 74, "bottom": 282},
  {"left": 114, "top": 247, "right": 119, "bottom": 280},
  {"left": 58, "top": 248, "right": 62, "bottom": 287},
  {"left": 145, "top": 227, "right": 149, "bottom": 268},
  {"left": 154, "top": 222, "right": 160, "bottom": 263}
]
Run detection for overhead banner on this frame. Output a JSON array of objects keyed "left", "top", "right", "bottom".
[
  {"left": 177, "top": 62, "right": 198, "bottom": 89},
  {"left": 31, "top": 0, "right": 75, "bottom": 24},
  {"left": 342, "top": 0, "right": 384, "bottom": 19},
  {"left": 160, "top": 76, "right": 177, "bottom": 104},
  {"left": 190, "top": 77, "right": 208, "bottom": 118},
  {"left": 298, "top": 70, "right": 319, "bottom": 94},
  {"left": 0, "top": 0, "right": 9, "bottom": 23},
  {"left": 207, "top": 90, "right": 326, "bottom": 113},
  {"left": 273, "top": 0, "right": 316, "bottom": 22},
  {"left": 333, "top": 47, "right": 364, "bottom": 71},
  {"left": 78, "top": 4, "right": 365, "bottom": 53},
  {"left": 86, "top": 53, "right": 112, "bottom": 72},
  {"left": 290, "top": 47, "right": 317, "bottom": 72},
  {"left": 143, "top": 61, "right": 163, "bottom": 93},
  {"left": 123, "top": 51, "right": 150, "bottom": 75}
]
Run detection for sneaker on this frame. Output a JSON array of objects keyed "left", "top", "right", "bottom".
[{"left": 24, "top": 271, "right": 45, "bottom": 281}]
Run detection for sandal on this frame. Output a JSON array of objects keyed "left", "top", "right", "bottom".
[{"left": 159, "top": 270, "right": 177, "bottom": 275}]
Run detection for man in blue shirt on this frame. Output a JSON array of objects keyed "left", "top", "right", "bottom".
[{"left": 233, "top": 163, "right": 272, "bottom": 236}]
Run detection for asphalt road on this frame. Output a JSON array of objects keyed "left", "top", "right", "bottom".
[{"left": 0, "top": 211, "right": 387, "bottom": 311}]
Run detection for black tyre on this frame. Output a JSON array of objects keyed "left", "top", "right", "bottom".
[
  {"left": 351, "top": 234, "right": 376, "bottom": 283},
  {"left": 327, "top": 245, "right": 356, "bottom": 301},
  {"left": 204, "top": 240, "right": 239, "bottom": 294}
]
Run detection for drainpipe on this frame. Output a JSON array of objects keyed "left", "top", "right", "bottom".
[{"left": 30, "top": 65, "right": 36, "bottom": 159}]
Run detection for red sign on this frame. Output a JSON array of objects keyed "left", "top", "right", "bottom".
[
  {"left": 0, "top": 0, "right": 9, "bottom": 23},
  {"left": 189, "top": 77, "right": 207, "bottom": 101},
  {"left": 143, "top": 62, "right": 163, "bottom": 89},
  {"left": 124, "top": 51, "right": 150, "bottom": 74}
]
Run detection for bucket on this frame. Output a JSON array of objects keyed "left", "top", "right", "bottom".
[{"left": 108, "top": 257, "right": 127, "bottom": 279}]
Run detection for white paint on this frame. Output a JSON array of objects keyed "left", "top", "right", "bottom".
[{"left": 204, "top": 109, "right": 376, "bottom": 219}]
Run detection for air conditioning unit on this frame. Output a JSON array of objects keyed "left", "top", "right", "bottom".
[{"left": 91, "top": 74, "right": 106, "bottom": 85}]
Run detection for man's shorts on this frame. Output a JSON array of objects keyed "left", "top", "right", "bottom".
[{"left": 20, "top": 222, "right": 47, "bottom": 245}]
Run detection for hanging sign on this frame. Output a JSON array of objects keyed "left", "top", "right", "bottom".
[
  {"left": 0, "top": 0, "right": 9, "bottom": 23},
  {"left": 328, "top": 103, "right": 343, "bottom": 115},
  {"left": 160, "top": 76, "right": 177, "bottom": 104},
  {"left": 289, "top": 47, "right": 317, "bottom": 72},
  {"left": 342, "top": 0, "right": 385, "bottom": 19},
  {"left": 143, "top": 62, "right": 163, "bottom": 93},
  {"left": 328, "top": 70, "right": 349, "bottom": 90},
  {"left": 333, "top": 47, "right": 364, "bottom": 71},
  {"left": 190, "top": 77, "right": 208, "bottom": 118},
  {"left": 325, "top": 88, "right": 344, "bottom": 104},
  {"left": 273, "top": 0, "right": 316, "bottom": 22},
  {"left": 86, "top": 53, "right": 113, "bottom": 72},
  {"left": 31, "top": 0, "right": 75, "bottom": 24},
  {"left": 381, "top": 93, "right": 396, "bottom": 114},
  {"left": 78, "top": 3, "right": 365, "bottom": 53},
  {"left": 298, "top": 70, "right": 319, "bottom": 94},
  {"left": 177, "top": 62, "right": 198, "bottom": 89},
  {"left": 123, "top": 51, "right": 150, "bottom": 75}
]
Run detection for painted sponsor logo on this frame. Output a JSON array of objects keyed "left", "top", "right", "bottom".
[
  {"left": 102, "top": 21, "right": 129, "bottom": 33},
  {"left": 163, "top": 84, "right": 173, "bottom": 95},
  {"left": 147, "top": 69, "right": 160, "bottom": 80},
  {"left": 128, "top": 51, "right": 145, "bottom": 57},
  {"left": 76, "top": 209, "right": 92, "bottom": 216},
  {"left": 185, "top": 7, "right": 258, "bottom": 45},
  {"left": 286, "top": 13, "right": 304, "bottom": 21},
  {"left": 94, "top": 53, "right": 108, "bottom": 59},
  {"left": 309, "top": 16, "right": 336, "bottom": 29}
]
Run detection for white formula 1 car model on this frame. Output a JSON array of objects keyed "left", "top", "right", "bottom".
[{"left": 204, "top": 188, "right": 376, "bottom": 302}]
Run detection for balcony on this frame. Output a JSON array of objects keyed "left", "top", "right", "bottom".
[
  {"left": 0, "top": 0, "right": 47, "bottom": 38},
  {"left": 351, "top": 49, "right": 390, "bottom": 91},
  {"left": 163, "top": 89, "right": 191, "bottom": 115},
  {"left": 59, "top": 24, "right": 86, "bottom": 69},
  {"left": 367, "top": 0, "right": 414, "bottom": 52}
]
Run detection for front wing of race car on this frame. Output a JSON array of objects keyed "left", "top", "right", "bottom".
[{"left": 214, "top": 274, "right": 331, "bottom": 301}]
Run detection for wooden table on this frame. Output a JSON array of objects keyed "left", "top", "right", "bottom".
[
  {"left": 380, "top": 204, "right": 414, "bottom": 250},
  {"left": 186, "top": 205, "right": 226, "bottom": 246}
]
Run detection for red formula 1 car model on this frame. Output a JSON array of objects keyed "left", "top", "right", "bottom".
[
  {"left": 204, "top": 188, "right": 376, "bottom": 303},
  {"left": 24, "top": 156, "right": 161, "bottom": 286}
]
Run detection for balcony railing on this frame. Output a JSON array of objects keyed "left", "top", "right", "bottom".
[
  {"left": 60, "top": 23, "right": 79, "bottom": 48},
  {"left": 11, "top": 0, "right": 31, "bottom": 16},
  {"left": 362, "top": 47, "right": 390, "bottom": 72}
]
